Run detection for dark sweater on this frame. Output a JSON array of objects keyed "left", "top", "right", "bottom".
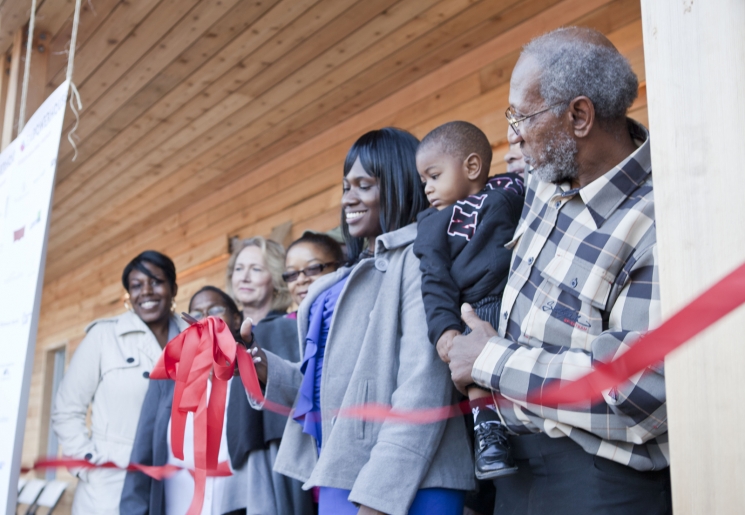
[
  {"left": 413, "top": 173, "right": 525, "bottom": 345},
  {"left": 225, "top": 310, "right": 301, "bottom": 469}
]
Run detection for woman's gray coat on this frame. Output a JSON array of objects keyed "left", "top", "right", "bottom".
[{"left": 253, "top": 223, "right": 475, "bottom": 515}]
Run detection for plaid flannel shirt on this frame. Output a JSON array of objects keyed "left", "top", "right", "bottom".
[{"left": 472, "top": 120, "right": 668, "bottom": 471}]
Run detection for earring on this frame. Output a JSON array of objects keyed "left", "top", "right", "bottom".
[
  {"left": 171, "top": 298, "right": 177, "bottom": 314},
  {"left": 123, "top": 293, "right": 133, "bottom": 312}
]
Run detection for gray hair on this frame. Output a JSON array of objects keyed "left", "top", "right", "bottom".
[{"left": 523, "top": 27, "right": 638, "bottom": 122}]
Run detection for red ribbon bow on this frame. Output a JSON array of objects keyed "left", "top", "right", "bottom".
[{"left": 150, "top": 317, "right": 248, "bottom": 515}]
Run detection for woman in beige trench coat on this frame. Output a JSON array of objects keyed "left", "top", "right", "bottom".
[{"left": 52, "top": 251, "right": 187, "bottom": 515}]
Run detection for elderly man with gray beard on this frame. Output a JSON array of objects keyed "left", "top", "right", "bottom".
[{"left": 447, "top": 27, "right": 670, "bottom": 515}]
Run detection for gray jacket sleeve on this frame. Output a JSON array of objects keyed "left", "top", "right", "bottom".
[
  {"left": 51, "top": 325, "right": 104, "bottom": 467},
  {"left": 348, "top": 247, "right": 454, "bottom": 514},
  {"left": 248, "top": 350, "right": 303, "bottom": 412}
]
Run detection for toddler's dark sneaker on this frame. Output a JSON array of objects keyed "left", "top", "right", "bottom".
[{"left": 474, "top": 420, "right": 518, "bottom": 480}]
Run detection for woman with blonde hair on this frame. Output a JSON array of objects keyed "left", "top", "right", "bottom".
[
  {"left": 226, "top": 236, "right": 292, "bottom": 322},
  {"left": 223, "top": 236, "right": 313, "bottom": 515}
]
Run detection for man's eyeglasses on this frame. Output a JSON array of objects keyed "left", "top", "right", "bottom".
[
  {"left": 282, "top": 262, "right": 338, "bottom": 283},
  {"left": 188, "top": 305, "right": 227, "bottom": 321},
  {"left": 505, "top": 103, "right": 566, "bottom": 136}
]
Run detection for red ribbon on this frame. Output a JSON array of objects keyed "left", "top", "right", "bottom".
[
  {"left": 30, "top": 459, "right": 231, "bottom": 480},
  {"left": 528, "top": 262, "right": 745, "bottom": 406},
  {"left": 149, "top": 316, "right": 238, "bottom": 515},
  {"left": 27, "top": 263, "right": 745, "bottom": 495}
]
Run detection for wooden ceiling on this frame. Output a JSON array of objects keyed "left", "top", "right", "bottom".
[
  {"left": 19, "top": 0, "right": 648, "bottom": 476},
  {"left": 16, "top": 0, "right": 632, "bottom": 280},
  {"left": 2, "top": 0, "right": 644, "bottom": 340},
  {"left": 44, "top": 0, "right": 544, "bottom": 282}
]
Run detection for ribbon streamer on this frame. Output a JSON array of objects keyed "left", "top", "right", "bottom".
[
  {"left": 528, "top": 262, "right": 745, "bottom": 406},
  {"left": 30, "top": 459, "right": 230, "bottom": 480},
  {"left": 149, "top": 316, "right": 239, "bottom": 515},
  {"left": 27, "top": 263, "right": 745, "bottom": 492}
]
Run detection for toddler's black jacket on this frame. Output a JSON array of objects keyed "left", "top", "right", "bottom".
[{"left": 413, "top": 173, "right": 525, "bottom": 345}]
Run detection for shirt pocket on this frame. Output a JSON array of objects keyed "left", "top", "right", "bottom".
[{"left": 524, "top": 253, "right": 613, "bottom": 350}]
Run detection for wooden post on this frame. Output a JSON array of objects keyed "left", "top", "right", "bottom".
[
  {"left": 640, "top": 2, "right": 745, "bottom": 514},
  {"left": 23, "top": 30, "right": 50, "bottom": 123},
  {"left": 0, "top": 52, "right": 10, "bottom": 139},
  {"left": 2, "top": 28, "right": 21, "bottom": 149}
]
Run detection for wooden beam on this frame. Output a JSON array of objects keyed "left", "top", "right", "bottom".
[
  {"left": 22, "top": 29, "right": 50, "bottom": 122},
  {"left": 2, "top": 28, "right": 21, "bottom": 149},
  {"left": 0, "top": 0, "right": 34, "bottom": 55},
  {"left": 48, "top": 0, "right": 165, "bottom": 90},
  {"left": 640, "top": 1, "right": 745, "bottom": 513},
  {"left": 0, "top": 47, "right": 11, "bottom": 138},
  {"left": 47, "top": 0, "right": 284, "bottom": 175}
]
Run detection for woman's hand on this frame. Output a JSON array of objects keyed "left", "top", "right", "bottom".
[
  {"left": 249, "top": 345, "right": 268, "bottom": 384},
  {"left": 240, "top": 318, "right": 268, "bottom": 384},
  {"left": 358, "top": 506, "right": 387, "bottom": 515}
]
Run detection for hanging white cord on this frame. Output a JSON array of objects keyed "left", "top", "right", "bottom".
[
  {"left": 17, "top": 0, "right": 38, "bottom": 132},
  {"left": 65, "top": 0, "right": 84, "bottom": 161}
]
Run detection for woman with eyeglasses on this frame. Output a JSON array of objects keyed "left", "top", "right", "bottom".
[
  {"left": 283, "top": 231, "right": 345, "bottom": 311},
  {"left": 223, "top": 237, "right": 315, "bottom": 515},
  {"left": 53, "top": 251, "right": 188, "bottom": 515}
]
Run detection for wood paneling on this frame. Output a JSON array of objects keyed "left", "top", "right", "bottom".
[
  {"left": 19, "top": 0, "right": 648, "bottom": 493},
  {"left": 2, "top": 28, "right": 22, "bottom": 147},
  {"left": 22, "top": 29, "right": 51, "bottom": 125},
  {"left": 641, "top": 1, "right": 745, "bottom": 513}
]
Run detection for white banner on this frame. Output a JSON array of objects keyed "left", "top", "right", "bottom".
[{"left": 0, "top": 81, "right": 69, "bottom": 513}]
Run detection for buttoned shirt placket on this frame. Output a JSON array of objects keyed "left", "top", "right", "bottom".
[{"left": 471, "top": 120, "right": 669, "bottom": 472}]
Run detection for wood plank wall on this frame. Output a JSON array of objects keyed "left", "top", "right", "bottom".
[{"left": 14, "top": 1, "right": 648, "bottom": 510}]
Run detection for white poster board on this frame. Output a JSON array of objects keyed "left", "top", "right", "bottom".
[{"left": 0, "top": 81, "right": 69, "bottom": 513}]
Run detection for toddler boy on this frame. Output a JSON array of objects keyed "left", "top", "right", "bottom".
[{"left": 413, "top": 121, "right": 525, "bottom": 480}]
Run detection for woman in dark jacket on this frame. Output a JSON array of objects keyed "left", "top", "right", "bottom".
[{"left": 224, "top": 236, "right": 314, "bottom": 515}]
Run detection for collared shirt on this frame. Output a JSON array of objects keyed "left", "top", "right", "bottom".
[{"left": 472, "top": 120, "right": 668, "bottom": 471}]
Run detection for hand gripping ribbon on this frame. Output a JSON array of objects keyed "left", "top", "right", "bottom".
[{"left": 149, "top": 316, "right": 250, "bottom": 515}]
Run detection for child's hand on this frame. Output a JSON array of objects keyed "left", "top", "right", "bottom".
[{"left": 436, "top": 329, "right": 461, "bottom": 363}]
